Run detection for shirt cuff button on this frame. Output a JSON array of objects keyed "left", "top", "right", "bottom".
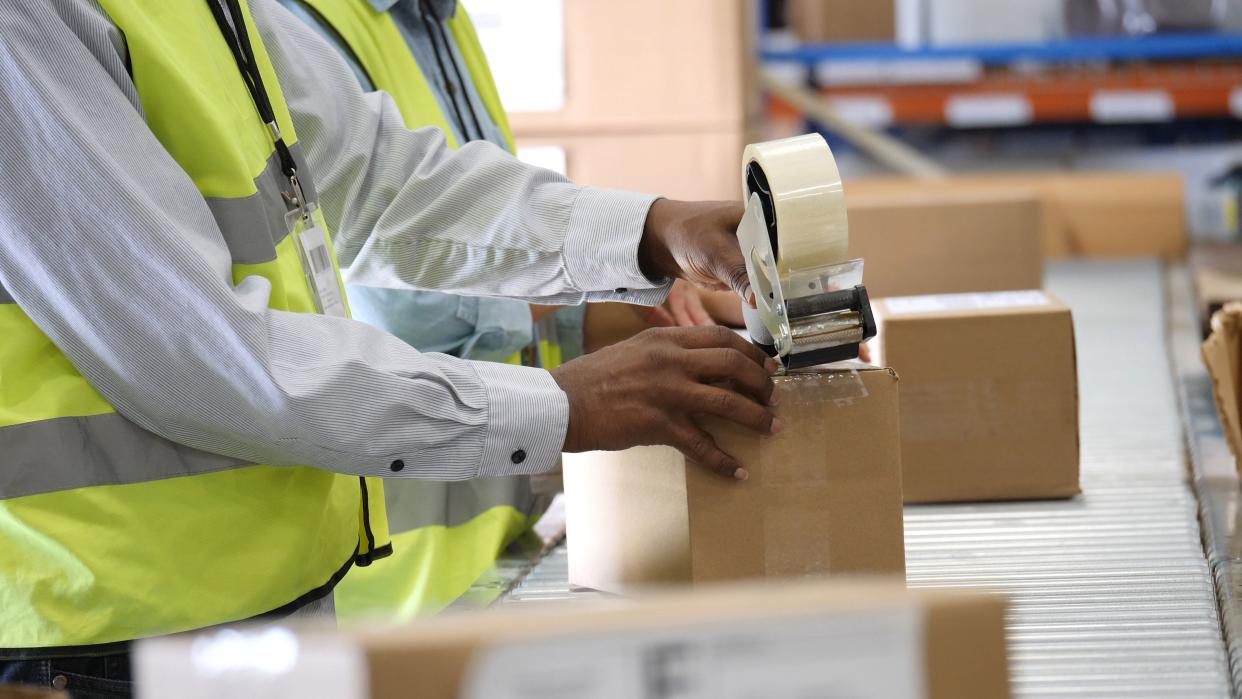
[
  {"left": 390, "top": 459, "right": 405, "bottom": 472},
  {"left": 510, "top": 449, "right": 527, "bottom": 465},
  {"left": 614, "top": 287, "right": 628, "bottom": 294}
]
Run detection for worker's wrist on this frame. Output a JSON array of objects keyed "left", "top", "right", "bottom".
[
  {"left": 638, "top": 197, "right": 681, "bottom": 281},
  {"left": 472, "top": 361, "right": 569, "bottom": 477},
  {"left": 563, "top": 187, "right": 664, "bottom": 292}
]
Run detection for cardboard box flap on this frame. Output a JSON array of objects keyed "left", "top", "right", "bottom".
[{"left": 1203, "top": 303, "right": 1242, "bottom": 471}]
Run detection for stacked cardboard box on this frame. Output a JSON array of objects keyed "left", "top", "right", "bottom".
[
  {"left": 875, "top": 291, "right": 1080, "bottom": 503},
  {"left": 847, "top": 172, "right": 1187, "bottom": 260},
  {"left": 507, "top": 0, "right": 755, "bottom": 202},
  {"left": 848, "top": 189, "right": 1045, "bottom": 298},
  {"left": 564, "top": 365, "right": 905, "bottom": 592},
  {"left": 137, "top": 580, "right": 1010, "bottom": 699},
  {"left": 787, "top": 0, "right": 896, "bottom": 42}
]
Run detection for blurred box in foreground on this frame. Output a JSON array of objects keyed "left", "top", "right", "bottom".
[
  {"left": 136, "top": 580, "right": 1010, "bottom": 699},
  {"left": 876, "top": 291, "right": 1080, "bottom": 503},
  {"left": 847, "top": 190, "right": 1044, "bottom": 299},
  {"left": 847, "top": 172, "right": 1186, "bottom": 260},
  {"left": 564, "top": 366, "right": 904, "bottom": 593}
]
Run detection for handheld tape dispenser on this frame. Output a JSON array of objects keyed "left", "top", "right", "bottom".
[{"left": 737, "top": 133, "right": 876, "bottom": 369}]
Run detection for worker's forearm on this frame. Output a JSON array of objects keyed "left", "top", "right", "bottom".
[{"left": 254, "top": 0, "right": 671, "bottom": 307}]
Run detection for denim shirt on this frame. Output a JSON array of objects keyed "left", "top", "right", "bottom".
[{"left": 282, "top": 0, "right": 584, "bottom": 362}]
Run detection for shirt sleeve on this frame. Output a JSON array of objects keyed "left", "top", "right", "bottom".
[
  {"left": 0, "top": 0, "right": 591, "bottom": 481},
  {"left": 253, "top": 0, "right": 672, "bottom": 308}
]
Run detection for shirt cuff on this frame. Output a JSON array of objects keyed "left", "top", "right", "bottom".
[
  {"left": 473, "top": 360, "right": 568, "bottom": 476},
  {"left": 563, "top": 187, "right": 667, "bottom": 300}
]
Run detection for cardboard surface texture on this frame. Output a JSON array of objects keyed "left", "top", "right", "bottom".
[
  {"left": 846, "top": 190, "right": 1044, "bottom": 299},
  {"left": 876, "top": 291, "right": 1080, "bottom": 503},
  {"left": 564, "top": 366, "right": 905, "bottom": 592},
  {"left": 847, "top": 172, "right": 1186, "bottom": 260},
  {"left": 1203, "top": 303, "right": 1242, "bottom": 474}
]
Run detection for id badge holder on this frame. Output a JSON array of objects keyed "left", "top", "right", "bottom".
[{"left": 288, "top": 206, "right": 348, "bottom": 318}]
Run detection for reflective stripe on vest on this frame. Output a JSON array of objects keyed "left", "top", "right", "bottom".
[{"left": 0, "top": 0, "right": 388, "bottom": 649}]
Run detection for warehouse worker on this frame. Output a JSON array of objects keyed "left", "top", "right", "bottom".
[
  {"left": 278, "top": 0, "right": 743, "bottom": 621},
  {"left": 277, "top": 0, "right": 686, "bottom": 620},
  {"left": 0, "top": 0, "right": 775, "bottom": 692},
  {"left": 277, "top": 0, "right": 579, "bottom": 621}
]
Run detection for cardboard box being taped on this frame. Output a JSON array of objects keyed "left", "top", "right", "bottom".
[
  {"left": 846, "top": 189, "right": 1045, "bottom": 299},
  {"left": 564, "top": 365, "right": 904, "bottom": 592},
  {"left": 847, "top": 171, "right": 1186, "bottom": 260},
  {"left": 135, "top": 579, "right": 1010, "bottom": 699},
  {"left": 875, "top": 290, "right": 1080, "bottom": 503}
]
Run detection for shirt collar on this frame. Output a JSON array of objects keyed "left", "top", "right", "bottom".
[{"left": 369, "top": 0, "right": 458, "bottom": 19}]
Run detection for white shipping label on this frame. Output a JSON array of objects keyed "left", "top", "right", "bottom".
[
  {"left": 135, "top": 628, "right": 368, "bottom": 699},
  {"left": 296, "top": 225, "right": 348, "bottom": 318},
  {"left": 884, "top": 290, "right": 1050, "bottom": 315},
  {"left": 462, "top": 608, "right": 926, "bottom": 699}
]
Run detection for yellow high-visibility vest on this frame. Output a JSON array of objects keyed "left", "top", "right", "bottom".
[
  {"left": 0, "top": 0, "right": 389, "bottom": 649},
  {"left": 293, "top": 0, "right": 558, "bottom": 621}
]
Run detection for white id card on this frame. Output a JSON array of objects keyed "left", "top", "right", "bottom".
[{"left": 295, "top": 224, "right": 348, "bottom": 318}]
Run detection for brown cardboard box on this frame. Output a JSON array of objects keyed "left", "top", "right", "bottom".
[
  {"left": 137, "top": 580, "right": 1010, "bottom": 699},
  {"left": 847, "top": 190, "right": 1045, "bottom": 299},
  {"left": 563, "top": 366, "right": 904, "bottom": 592},
  {"left": 517, "top": 128, "right": 745, "bottom": 201},
  {"left": 1190, "top": 244, "right": 1242, "bottom": 337},
  {"left": 875, "top": 291, "right": 1080, "bottom": 503},
  {"left": 847, "top": 172, "right": 1187, "bottom": 259},
  {"left": 788, "top": 0, "right": 896, "bottom": 42},
  {"left": 507, "top": 0, "right": 753, "bottom": 134},
  {"left": 1202, "top": 303, "right": 1242, "bottom": 474}
]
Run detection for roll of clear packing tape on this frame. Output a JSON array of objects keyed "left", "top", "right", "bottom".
[{"left": 741, "top": 133, "right": 849, "bottom": 278}]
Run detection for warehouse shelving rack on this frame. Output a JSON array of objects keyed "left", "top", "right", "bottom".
[{"left": 761, "top": 28, "right": 1242, "bottom": 128}]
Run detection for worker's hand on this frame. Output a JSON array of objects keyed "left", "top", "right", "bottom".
[
  {"left": 642, "top": 279, "right": 714, "bottom": 327},
  {"left": 644, "top": 281, "right": 748, "bottom": 328},
  {"left": 638, "top": 199, "right": 752, "bottom": 302},
  {"left": 551, "top": 326, "right": 780, "bottom": 480}
]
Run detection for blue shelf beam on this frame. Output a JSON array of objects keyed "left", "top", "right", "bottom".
[{"left": 763, "top": 33, "right": 1242, "bottom": 67}]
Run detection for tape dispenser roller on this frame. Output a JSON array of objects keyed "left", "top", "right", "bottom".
[{"left": 737, "top": 133, "right": 876, "bottom": 370}]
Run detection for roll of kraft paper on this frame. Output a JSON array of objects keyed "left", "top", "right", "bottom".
[{"left": 738, "top": 133, "right": 876, "bottom": 369}]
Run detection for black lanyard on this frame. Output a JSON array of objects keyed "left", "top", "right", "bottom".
[{"left": 204, "top": 0, "right": 309, "bottom": 216}]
